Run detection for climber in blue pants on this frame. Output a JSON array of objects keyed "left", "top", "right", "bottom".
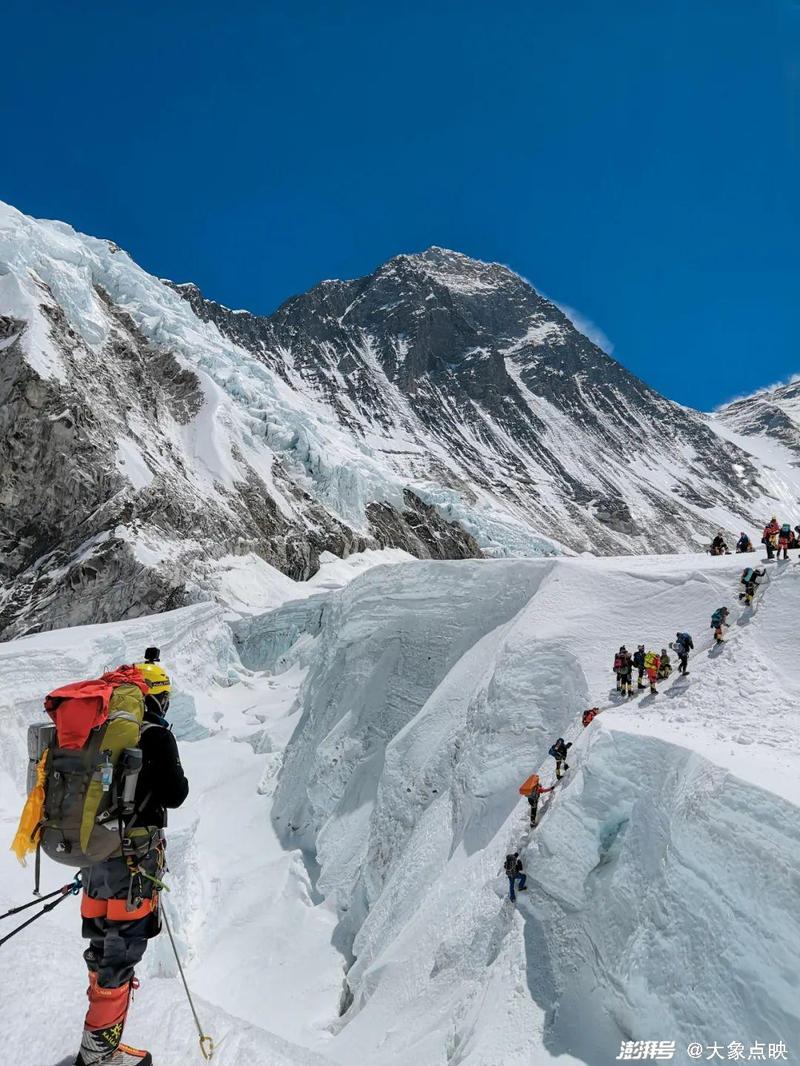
[{"left": 504, "top": 852, "right": 526, "bottom": 901}]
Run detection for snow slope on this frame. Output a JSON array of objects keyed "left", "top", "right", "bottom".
[{"left": 1, "top": 554, "right": 799, "bottom": 1065}]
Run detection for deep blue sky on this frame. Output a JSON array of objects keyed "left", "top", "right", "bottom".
[{"left": 2, "top": 1, "right": 798, "bottom": 409}]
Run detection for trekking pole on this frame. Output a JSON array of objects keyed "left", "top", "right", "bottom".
[
  {"left": 0, "top": 881, "right": 74, "bottom": 920},
  {"left": 161, "top": 902, "right": 215, "bottom": 1061},
  {"left": 0, "top": 873, "right": 81, "bottom": 949}
]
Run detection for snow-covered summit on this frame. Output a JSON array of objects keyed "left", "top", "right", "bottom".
[{"left": 378, "top": 245, "right": 515, "bottom": 296}]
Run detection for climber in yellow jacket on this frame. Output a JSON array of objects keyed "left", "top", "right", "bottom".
[{"left": 644, "top": 650, "right": 661, "bottom": 695}]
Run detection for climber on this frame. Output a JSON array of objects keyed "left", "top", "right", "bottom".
[
  {"left": 711, "top": 607, "right": 729, "bottom": 644},
  {"left": 735, "top": 532, "right": 754, "bottom": 554},
  {"left": 762, "top": 517, "right": 780, "bottom": 560},
  {"left": 76, "top": 651, "right": 189, "bottom": 1066},
  {"left": 613, "top": 647, "right": 624, "bottom": 692},
  {"left": 709, "top": 532, "right": 729, "bottom": 556},
  {"left": 632, "top": 645, "right": 646, "bottom": 690},
  {"left": 548, "top": 738, "right": 572, "bottom": 779},
  {"left": 616, "top": 646, "right": 634, "bottom": 697},
  {"left": 657, "top": 648, "right": 672, "bottom": 681},
  {"left": 504, "top": 852, "right": 527, "bottom": 901},
  {"left": 582, "top": 707, "right": 600, "bottom": 728},
  {"left": 644, "top": 649, "right": 661, "bottom": 694},
  {"left": 778, "top": 523, "right": 792, "bottom": 560},
  {"left": 739, "top": 566, "right": 766, "bottom": 607},
  {"left": 520, "top": 774, "right": 556, "bottom": 827},
  {"left": 672, "top": 632, "right": 694, "bottom": 675}
]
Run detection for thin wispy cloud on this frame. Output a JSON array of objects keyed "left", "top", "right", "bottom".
[{"left": 552, "top": 300, "right": 615, "bottom": 355}]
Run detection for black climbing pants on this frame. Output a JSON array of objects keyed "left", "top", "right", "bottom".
[{"left": 80, "top": 838, "right": 164, "bottom": 988}]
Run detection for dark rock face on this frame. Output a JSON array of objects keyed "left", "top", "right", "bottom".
[{"left": 367, "top": 491, "right": 483, "bottom": 560}]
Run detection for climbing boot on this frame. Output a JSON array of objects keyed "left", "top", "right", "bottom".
[
  {"left": 76, "top": 974, "right": 151, "bottom": 1065},
  {"left": 76, "top": 1046, "right": 152, "bottom": 1066}
]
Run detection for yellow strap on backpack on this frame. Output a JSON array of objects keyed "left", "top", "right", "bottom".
[{"left": 10, "top": 750, "right": 48, "bottom": 866}]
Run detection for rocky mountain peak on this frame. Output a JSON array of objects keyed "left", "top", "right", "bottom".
[{"left": 717, "top": 376, "right": 800, "bottom": 453}]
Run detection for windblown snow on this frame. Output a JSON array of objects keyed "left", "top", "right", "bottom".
[{"left": 1, "top": 551, "right": 798, "bottom": 1066}]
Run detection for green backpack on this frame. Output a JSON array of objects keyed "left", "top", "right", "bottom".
[{"left": 29, "top": 668, "right": 149, "bottom": 868}]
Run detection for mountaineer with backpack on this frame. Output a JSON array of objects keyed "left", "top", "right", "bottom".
[
  {"left": 778, "top": 523, "right": 792, "bottom": 560},
  {"left": 582, "top": 707, "right": 600, "bottom": 728},
  {"left": 735, "top": 532, "right": 754, "bottom": 553},
  {"left": 518, "top": 773, "right": 556, "bottom": 826},
  {"left": 671, "top": 632, "right": 694, "bottom": 675},
  {"left": 709, "top": 532, "right": 729, "bottom": 556},
  {"left": 616, "top": 647, "right": 633, "bottom": 697},
  {"left": 739, "top": 567, "right": 767, "bottom": 607},
  {"left": 618, "top": 643, "right": 631, "bottom": 695},
  {"left": 762, "top": 518, "right": 780, "bottom": 560},
  {"left": 548, "top": 738, "right": 572, "bottom": 779},
  {"left": 16, "top": 647, "right": 188, "bottom": 1066},
  {"left": 632, "top": 645, "right": 646, "bottom": 690},
  {"left": 711, "top": 607, "right": 729, "bottom": 644},
  {"left": 643, "top": 649, "right": 661, "bottom": 694},
  {"left": 657, "top": 649, "right": 672, "bottom": 681},
  {"left": 504, "top": 852, "right": 526, "bottom": 901}
]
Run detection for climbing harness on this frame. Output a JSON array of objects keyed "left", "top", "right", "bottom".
[
  {"left": 161, "top": 901, "right": 215, "bottom": 1061},
  {"left": 0, "top": 873, "right": 82, "bottom": 949}
]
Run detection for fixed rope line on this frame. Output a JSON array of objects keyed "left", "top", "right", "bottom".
[{"left": 161, "top": 901, "right": 215, "bottom": 1061}]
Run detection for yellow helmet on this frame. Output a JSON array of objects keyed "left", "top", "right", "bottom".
[{"left": 135, "top": 661, "right": 171, "bottom": 697}]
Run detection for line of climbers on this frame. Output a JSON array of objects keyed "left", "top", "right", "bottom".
[
  {"left": 9, "top": 647, "right": 189, "bottom": 1066},
  {"left": 612, "top": 634, "right": 693, "bottom": 697},
  {"left": 710, "top": 518, "right": 800, "bottom": 559},
  {"left": 505, "top": 737, "right": 573, "bottom": 899},
  {"left": 505, "top": 555, "right": 770, "bottom": 903}
]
